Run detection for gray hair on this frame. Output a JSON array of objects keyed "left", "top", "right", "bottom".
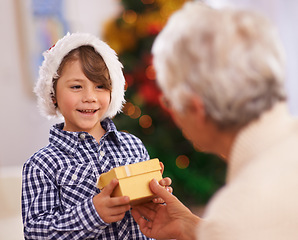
[{"left": 152, "top": 2, "right": 286, "bottom": 129}]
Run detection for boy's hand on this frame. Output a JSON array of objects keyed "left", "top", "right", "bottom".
[{"left": 93, "top": 179, "right": 131, "bottom": 223}]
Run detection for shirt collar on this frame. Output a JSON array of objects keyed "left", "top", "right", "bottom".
[
  {"left": 101, "top": 118, "right": 124, "bottom": 145},
  {"left": 49, "top": 118, "right": 123, "bottom": 155}
]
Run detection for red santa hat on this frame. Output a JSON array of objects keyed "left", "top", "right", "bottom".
[{"left": 34, "top": 32, "right": 126, "bottom": 120}]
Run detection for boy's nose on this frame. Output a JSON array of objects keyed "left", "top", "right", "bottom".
[{"left": 82, "top": 88, "right": 97, "bottom": 102}]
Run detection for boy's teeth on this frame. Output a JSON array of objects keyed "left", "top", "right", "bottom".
[{"left": 82, "top": 110, "right": 93, "bottom": 113}]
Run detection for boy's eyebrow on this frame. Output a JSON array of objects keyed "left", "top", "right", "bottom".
[{"left": 65, "top": 78, "right": 85, "bottom": 83}]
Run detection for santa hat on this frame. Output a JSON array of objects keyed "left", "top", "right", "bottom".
[{"left": 34, "top": 32, "right": 126, "bottom": 120}]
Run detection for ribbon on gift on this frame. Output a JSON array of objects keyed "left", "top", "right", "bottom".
[{"left": 124, "top": 165, "right": 131, "bottom": 177}]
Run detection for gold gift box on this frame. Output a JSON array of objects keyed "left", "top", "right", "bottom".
[{"left": 97, "top": 158, "right": 162, "bottom": 205}]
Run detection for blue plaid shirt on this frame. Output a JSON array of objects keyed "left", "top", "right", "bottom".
[{"left": 22, "top": 118, "right": 154, "bottom": 240}]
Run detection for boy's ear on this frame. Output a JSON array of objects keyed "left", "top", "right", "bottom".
[{"left": 52, "top": 97, "right": 58, "bottom": 108}]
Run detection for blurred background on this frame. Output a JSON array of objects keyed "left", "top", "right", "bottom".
[{"left": 1, "top": 0, "right": 298, "bottom": 239}]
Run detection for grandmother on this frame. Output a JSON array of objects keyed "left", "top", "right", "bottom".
[{"left": 132, "top": 2, "right": 298, "bottom": 239}]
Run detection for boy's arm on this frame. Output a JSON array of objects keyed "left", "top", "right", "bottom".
[
  {"left": 141, "top": 142, "right": 150, "bottom": 161},
  {"left": 22, "top": 162, "right": 108, "bottom": 239}
]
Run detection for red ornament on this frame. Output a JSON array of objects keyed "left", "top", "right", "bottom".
[
  {"left": 139, "top": 82, "right": 161, "bottom": 106},
  {"left": 147, "top": 23, "right": 162, "bottom": 35}
]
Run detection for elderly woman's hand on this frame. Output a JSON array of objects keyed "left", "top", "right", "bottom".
[{"left": 131, "top": 179, "right": 200, "bottom": 240}]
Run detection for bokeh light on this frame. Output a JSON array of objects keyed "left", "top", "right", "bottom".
[
  {"left": 122, "top": 10, "right": 137, "bottom": 24},
  {"left": 123, "top": 102, "right": 135, "bottom": 116},
  {"left": 139, "top": 115, "right": 152, "bottom": 128},
  {"left": 130, "top": 106, "right": 141, "bottom": 119},
  {"left": 176, "top": 155, "right": 190, "bottom": 169},
  {"left": 145, "top": 65, "right": 156, "bottom": 80}
]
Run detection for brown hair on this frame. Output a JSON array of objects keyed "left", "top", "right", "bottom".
[{"left": 52, "top": 45, "right": 112, "bottom": 99}]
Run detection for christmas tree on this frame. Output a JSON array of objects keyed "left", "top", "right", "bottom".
[{"left": 103, "top": 0, "right": 226, "bottom": 205}]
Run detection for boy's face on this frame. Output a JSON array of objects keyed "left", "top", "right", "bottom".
[{"left": 54, "top": 59, "right": 111, "bottom": 135}]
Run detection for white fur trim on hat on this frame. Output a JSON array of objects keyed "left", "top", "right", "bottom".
[{"left": 34, "top": 32, "right": 126, "bottom": 120}]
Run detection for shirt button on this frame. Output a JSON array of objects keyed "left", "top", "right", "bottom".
[
  {"left": 100, "top": 151, "right": 105, "bottom": 157},
  {"left": 72, "top": 174, "right": 78, "bottom": 181},
  {"left": 79, "top": 133, "right": 86, "bottom": 140}
]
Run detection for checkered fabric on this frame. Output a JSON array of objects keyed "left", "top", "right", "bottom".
[{"left": 22, "top": 118, "right": 153, "bottom": 240}]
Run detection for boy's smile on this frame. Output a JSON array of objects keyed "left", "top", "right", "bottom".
[
  {"left": 54, "top": 59, "right": 111, "bottom": 139},
  {"left": 78, "top": 109, "right": 99, "bottom": 113}
]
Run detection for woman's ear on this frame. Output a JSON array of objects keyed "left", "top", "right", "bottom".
[{"left": 186, "top": 95, "right": 206, "bottom": 120}]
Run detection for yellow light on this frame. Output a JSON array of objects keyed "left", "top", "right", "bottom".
[
  {"left": 176, "top": 155, "right": 190, "bottom": 169},
  {"left": 123, "top": 102, "right": 135, "bottom": 116},
  {"left": 123, "top": 10, "right": 138, "bottom": 24},
  {"left": 139, "top": 115, "right": 152, "bottom": 128},
  {"left": 130, "top": 106, "right": 141, "bottom": 119}
]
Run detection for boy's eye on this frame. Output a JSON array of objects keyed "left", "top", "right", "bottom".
[
  {"left": 71, "top": 85, "right": 82, "bottom": 89},
  {"left": 96, "top": 85, "right": 104, "bottom": 89}
]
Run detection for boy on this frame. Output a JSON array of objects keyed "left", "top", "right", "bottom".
[{"left": 22, "top": 33, "right": 171, "bottom": 239}]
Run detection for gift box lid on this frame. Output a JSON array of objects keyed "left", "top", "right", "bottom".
[{"left": 97, "top": 158, "right": 161, "bottom": 190}]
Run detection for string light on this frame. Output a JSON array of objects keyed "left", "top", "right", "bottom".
[
  {"left": 145, "top": 65, "right": 156, "bottom": 80},
  {"left": 139, "top": 115, "right": 152, "bottom": 128},
  {"left": 122, "top": 102, "right": 142, "bottom": 119},
  {"left": 130, "top": 106, "right": 141, "bottom": 119},
  {"left": 176, "top": 155, "right": 190, "bottom": 169},
  {"left": 123, "top": 102, "right": 135, "bottom": 116},
  {"left": 123, "top": 10, "right": 138, "bottom": 24}
]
